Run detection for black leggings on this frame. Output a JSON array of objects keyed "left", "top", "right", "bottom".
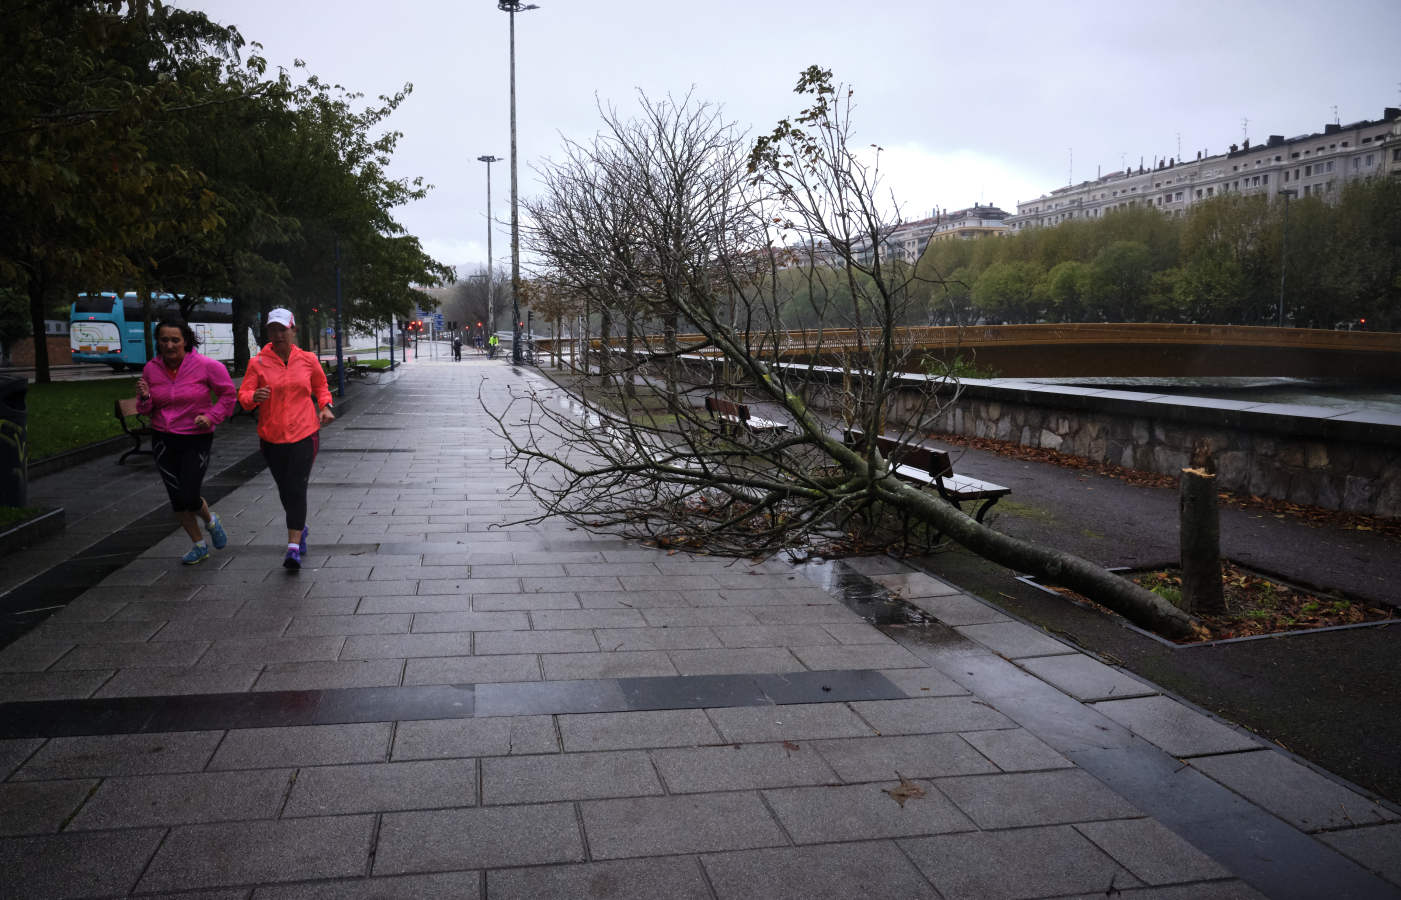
[
  {"left": 261, "top": 434, "right": 318, "bottom": 531},
  {"left": 152, "top": 431, "right": 213, "bottom": 513}
]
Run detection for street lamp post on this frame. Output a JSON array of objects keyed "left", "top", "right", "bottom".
[
  {"left": 1277, "top": 188, "right": 1297, "bottom": 328},
  {"left": 498, "top": 1, "right": 538, "bottom": 365},
  {"left": 476, "top": 154, "right": 501, "bottom": 338}
]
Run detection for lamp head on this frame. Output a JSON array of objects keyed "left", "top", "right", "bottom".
[
  {"left": 497, "top": 2, "right": 539, "bottom": 10},
  {"left": 477, "top": 154, "right": 502, "bottom": 163}
]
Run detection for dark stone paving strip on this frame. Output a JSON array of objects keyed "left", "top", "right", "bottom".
[
  {"left": 0, "top": 447, "right": 269, "bottom": 651},
  {"left": 319, "top": 448, "right": 416, "bottom": 453},
  {"left": 0, "top": 670, "right": 904, "bottom": 739}
]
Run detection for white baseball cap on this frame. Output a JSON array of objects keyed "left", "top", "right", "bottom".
[{"left": 267, "top": 308, "right": 295, "bottom": 328}]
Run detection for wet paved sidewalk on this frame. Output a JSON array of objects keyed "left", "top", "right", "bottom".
[{"left": 0, "top": 357, "right": 1398, "bottom": 899}]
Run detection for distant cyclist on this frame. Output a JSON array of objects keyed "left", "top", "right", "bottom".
[{"left": 487, "top": 333, "right": 499, "bottom": 358}]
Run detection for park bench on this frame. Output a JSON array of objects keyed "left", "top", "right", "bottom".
[
  {"left": 704, "top": 396, "right": 788, "bottom": 437},
  {"left": 845, "top": 429, "right": 1011, "bottom": 523},
  {"left": 114, "top": 397, "right": 155, "bottom": 465}
]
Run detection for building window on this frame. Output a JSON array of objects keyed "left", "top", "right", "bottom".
[
  {"left": 1342, "top": 141, "right": 1349, "bottom": 147},
  {"left": 1366, "top": 154, "right": 1375, "bottom": 167},
  {"left": 1263, "top": 174, "right": 1269, "bottom": 185},
  {"left": 1305, "top": 165, "right": 1312, "bottom": 176},
  {"left": 1207, "top": 187, "right": 1214, "bottom": 196},
  {"left": 1393, "top": 148, "right": 1401, "bottom": 161},
  {"left": 1327, "top": 161, "right": 1334, "bottom": 172},
  {"left": 1291, "top": 152, "right": 1300, "bottom": 159},
  {"left": 1196, "top": 188, "right": 1203, "bottom": 198},
  {"left": 1284, "top": 170, "right": 1290, "bottom": 182}
]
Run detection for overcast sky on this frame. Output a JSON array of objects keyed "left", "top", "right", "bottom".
[{"left": 183, "top": 0, "right": 1401, "bottom": 275}]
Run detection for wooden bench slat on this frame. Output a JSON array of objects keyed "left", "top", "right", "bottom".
[
  {"left": 845, "top": 428, "right": 1010, "bottom": 523},
  {"left": 705, "top": 396, "right": 788, "bottom": 435}
]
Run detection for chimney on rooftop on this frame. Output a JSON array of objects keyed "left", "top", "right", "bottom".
[
  {"left": 1385, "top": 107, "right": 1400, "bottom": 120},
  {"left": 1324, "top": 123, "right": 1341, "bottom": 134}
]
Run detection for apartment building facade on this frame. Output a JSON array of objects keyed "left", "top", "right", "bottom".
[
  {"left": 851, "top": 203, "right": 1012, "bottom": 266},
  {"left": 1007, "top": 107, "right": 1401, "bottom": 231}
]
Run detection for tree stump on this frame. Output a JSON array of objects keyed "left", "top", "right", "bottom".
[{"left": 1179, "top": 466, "right": 1225, "bottom": 614}]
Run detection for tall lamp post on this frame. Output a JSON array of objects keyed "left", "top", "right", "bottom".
[
  {"left": 1277, "top": 188, "right": 1297, "bottom": 328},
  {"left": 498, "top": 0, "right": 538, "bottom": 364},
  {"left": 476, "top": 154, "right": 501, "bottom": 338}
]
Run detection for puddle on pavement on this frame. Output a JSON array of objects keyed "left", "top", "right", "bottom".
[{"left": 796, "top": 558, "right": 931, "bottom": 626}]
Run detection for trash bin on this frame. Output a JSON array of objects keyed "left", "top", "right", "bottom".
[{"left": 0, "top": 374, "right": 28, "bottom": 508}]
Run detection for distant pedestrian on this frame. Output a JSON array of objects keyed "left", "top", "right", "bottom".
[
  {"left": 452, "top": 335, "right": 462, "bottom": 361},
  {"left": 238, "top": 308, "right": 334, "bottom": 570},
  {"left": 136, "top": 318, "right": 236, "bottom": 566}
]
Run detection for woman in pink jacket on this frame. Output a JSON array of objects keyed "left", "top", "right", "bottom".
[{"left": 136, "top": 318, "right": 237, "bottom": 565}]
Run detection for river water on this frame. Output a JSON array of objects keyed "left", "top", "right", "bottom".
[{"left": 1024, "top": 377, "right": 1401, "bottom": 418}]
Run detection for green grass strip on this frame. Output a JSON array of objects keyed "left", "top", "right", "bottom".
[{"left": 24, "top": 377, "right": 140, "bottom": 460}]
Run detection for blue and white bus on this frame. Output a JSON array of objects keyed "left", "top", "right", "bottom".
[{"left": 70, "top": 292, "right": 256, "bottom": 371}]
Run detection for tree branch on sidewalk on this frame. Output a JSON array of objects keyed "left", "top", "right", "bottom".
[{"left": 489, "top": 69, "right": 1200, "bottom": 640}]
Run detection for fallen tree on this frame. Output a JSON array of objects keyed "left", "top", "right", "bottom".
[{"left": 492, "top": 69, "right": 1200, "bottom": 640}]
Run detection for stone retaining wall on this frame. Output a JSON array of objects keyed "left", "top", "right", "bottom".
[
  {"left": 761, "top": 362, "right": 1401, "bottom": 519},
  {"left": 923, "top": 383, "right": 1400, "bottom": 518}
]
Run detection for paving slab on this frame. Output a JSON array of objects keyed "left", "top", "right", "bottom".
[
  {"left": 70, "top": 768, "right": 291, "bottom": 829},
  {"left": 810, "top": 733, "right": 1000, "bottom": 782},
  {"left": 488, "top": 857, "right": 710, "bottom": 900},
  {"left": 1020, "top": 653, "right": 1158, "bottom": 701},
  {"left": 559, "top": 709, "right": 722, "bottom": 751},
  {"left": 15, "top": 730, "right": 223, "bottom": 779},
  {"left": 935, "top": 769, "right": 1143, "bottom": 828},
  {"left": 1189, "top": 750, "right": 1398, "bottom": 831},
  {"left": 392, "top": 715, "right": 559, "bottom": 760},
  {"left": 208, "top": 722, "right": 391, "bottom": 770},
  {"left": 0, "top": 828, "right": 165, "bottom": 899},
  {"left": 1075, "top": 817, "right": 1233, "bottom": 885},
  {"left": 702, "top": 841, "right": 938, "bottom": 900},
  {"left": 138, "top": 815, "right": 375, "bottom": 892},
  {"left": 579, "top": 792, "right": 788, "bottom": 859},
  {"left": 1092, "top": 696, "right": 1264, "bottom": 757},
  {"left": 0, "top": 779, "right": 97, "bottom": 836},
  {"left": 1318, "top": 823, "right": 1401, "bottom": 888},
  {"left": 283, "top": 759, "right": 477, "bottom": 816},
  {"left": 374, "top": 804, "right": 584, "bottom": 874},
  {"left": 652, "top": 741, "right": 839, "bottom": 792},
  {"left": 763, "top": 779, "right": 975, "bottom": 842},
  {"left": 254, "top": 871, "right": 482, "bottom": 899},
  {"left": 899, "top": 825, "right": 1142, "bottom": 900},
  {"left": 481, "top": 750, "right": 661, "bottom": 804},
  {"left": 707, "top": 702, "right": 874, "bottom": 743}
]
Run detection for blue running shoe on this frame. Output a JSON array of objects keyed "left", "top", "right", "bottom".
[
  {"left": 182, "top": 543, "right": 210, "bottom": 566},
  {"left": 298, "top": 526, "right": 308, "bottom": 556},
  {"left": 283, "top": 546, "right": 301, "bottom": 570},
  {"left": 206, "top": 512, "right": 228, "bottom": 550}
]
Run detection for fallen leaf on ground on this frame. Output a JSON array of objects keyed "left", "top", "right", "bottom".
[{"left": 882, "top": 773, "right": 926, "bottom": 808}]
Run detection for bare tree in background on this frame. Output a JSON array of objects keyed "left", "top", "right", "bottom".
[{"left": 493, "top": 68, "right": 1198, "bottom": 640}]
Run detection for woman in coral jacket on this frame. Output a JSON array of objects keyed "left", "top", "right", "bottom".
[
  {"left": 136, "top": 318, "right": 237, "bottom": 566},
  {"left": 238, "top": 308, "right": 334, "bottom": 570}
]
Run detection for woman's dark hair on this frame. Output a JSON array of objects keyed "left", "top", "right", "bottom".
[{"left": 155, "top": 318, "right": 200, "bottom": 351}]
